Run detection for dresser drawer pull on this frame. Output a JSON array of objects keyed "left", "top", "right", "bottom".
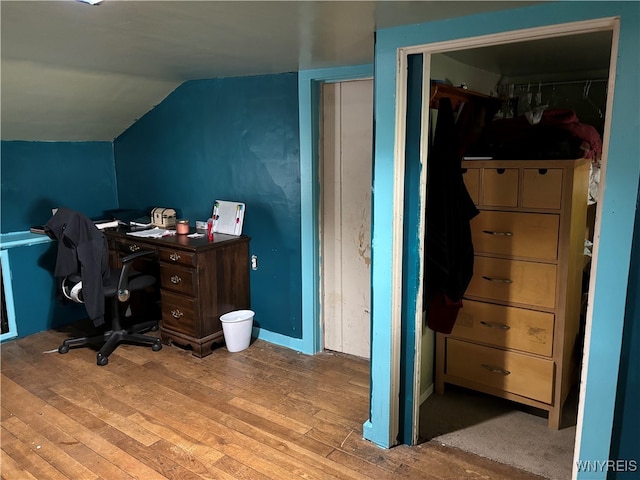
[
  {"left": 480, "top": 321, "right": 511, "bottom": 330},
  {"left": 171, "top": 309, "right": 184, "bottom": 319},
  {"left": 482, "top": 230, "right": 513, "bottom": 236},
  {"left": 481, "top": 364, "right": 511, "bottom": 376},
  {"left": 170, "top": 275, "right": 182, "bottom": 284},
  {"left": 482, "top": 275, "right": 513, "bottom": 284},
  {"left": 128, "top": 244, "right": 141, "bottom": 252},
  {"left": 169, "top": 252, "right": 181, "bottom": 262}
]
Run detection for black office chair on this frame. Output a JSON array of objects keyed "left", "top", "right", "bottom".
[{"left": 45, "top": 208, "right": 162, "bottom": 366}]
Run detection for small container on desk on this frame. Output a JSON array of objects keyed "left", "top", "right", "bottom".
[{"left": 176, "top": 219, "right": 190, "bottom": 235}]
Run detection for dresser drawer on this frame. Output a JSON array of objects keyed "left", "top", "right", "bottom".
[
  {"left": 161, "top": 290, "right": 197, "bottom": 336},
  {"left": 471, "top": 211, "right": 559, "bottom": 261},
  {"left": 158, "top": 248, "right": 196, "bottom": 268},
  {"left": 522, "top": 168, "right": 563, "bottom": 209},
  {"left": 446, "top": 339, "right": 554, "bottom": 404},
  {"left": 466, "top": 256, "right": 557, "bottom": 309},
  {"left": 462, "top": 168, "right": 480, "bottom": 205},
  {"left": 453, "top": 300, "right": 554, "bottom": 356},
  {"left": 482, "top": 168, "right": 518, "bottom": 207},
  {"left": 160, "top": 264, "right": 197, "bottom": 296}
]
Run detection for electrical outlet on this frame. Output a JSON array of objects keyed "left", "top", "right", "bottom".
[{"left": 251, "top": 255, "right": 258, "bottom": 270}]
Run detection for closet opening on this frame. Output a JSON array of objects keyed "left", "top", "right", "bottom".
[{"left": 402, "top": 23, "right": 615, "bottom": 480}]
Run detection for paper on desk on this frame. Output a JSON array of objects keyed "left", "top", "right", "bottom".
[{"left": 126, "top": 227, "right": 173, "bottom": 238}]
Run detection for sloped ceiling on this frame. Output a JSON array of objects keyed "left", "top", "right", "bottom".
[{"left": 3, "top": 0, "right": 610, "bottom": 142}]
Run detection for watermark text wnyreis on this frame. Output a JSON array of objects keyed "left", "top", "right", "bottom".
[{"left": 576, "top": 459, "right": 637, "bottom": 473}]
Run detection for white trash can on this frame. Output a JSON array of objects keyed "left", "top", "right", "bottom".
[{"left": 220, "top": 310, "right": 254, "bottom": 352}]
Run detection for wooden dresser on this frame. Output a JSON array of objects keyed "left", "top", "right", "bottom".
[
  {"left": 106, "top": 230, "right": 251, "bottom": 357},
  {"left": 435, "top": 158, "right": 590, "bottom": 429}
]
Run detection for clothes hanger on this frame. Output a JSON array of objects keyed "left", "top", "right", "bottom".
[{"left": 583, "top": 80, "right": 604, "bottom": 118}]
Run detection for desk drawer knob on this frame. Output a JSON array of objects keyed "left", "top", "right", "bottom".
[
  {"left": 171, "top": 309, "right": 184, "bottom": 319},
  {"left": 170, "top": 275, "right": 182, "bottom": 284},
  {"left": 481, "top": 364, "right": 511, "bottom": 376},
  {"left": 169, "top": 252, "right": 181, "bottom": 262},
  {"left": 128, "top": 244, "right": 140, "bottom": 252}
]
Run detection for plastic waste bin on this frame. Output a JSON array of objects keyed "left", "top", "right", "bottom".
[{"left": 220, "top": 310, "right": 254, "bottom": 352}]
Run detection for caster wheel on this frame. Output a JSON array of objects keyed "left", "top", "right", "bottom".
[
  {"left": 58, "top": 344, "right": 70, "bottom": 354},
  {"left": 97, "top": 354, "right": 109, "bottom": 366},
  {"left": 152, "top": 340, "right": 163, "bottom": 352},
  {"left": 150, "top": 323, "right": 159, "bottom": 332}
]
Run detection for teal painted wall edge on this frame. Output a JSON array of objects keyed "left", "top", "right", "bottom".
[
  {"left": 0, "top": 232, "right": 54, "bottom": 341},
  {"left": 372, "top": 1, "right": 640, "bottom": 470},
  {"left": 399, "top": 53, "right": 425, "bottom": 445},
  {"left": 609, "top": 189, "right": 640, "bottom": 480},
  {"left": 253, "top": 326, "right": 305, "bottom": 352}
]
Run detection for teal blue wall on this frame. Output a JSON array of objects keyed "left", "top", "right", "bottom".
[
  {"left": 369, "top": 1, "right": 640, "bottom": 475},
  {"left": 609, "top": 190, "right": 640, "bottom": 480},
  {"left": 0, "top": 141, "right": 117, "bottom": 232},
  {"left": 113, "top": 73, "right": 302, "bottom": 338},
  {"left": 0, "top": 141, "right": 118, "bottom": 338}
]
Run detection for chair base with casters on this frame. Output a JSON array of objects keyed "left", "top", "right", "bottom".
[{"left": 57, "top": 249, "right": 163, "bottom": 366}]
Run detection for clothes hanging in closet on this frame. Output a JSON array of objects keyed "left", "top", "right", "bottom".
[{"left": 424, "top": 97, "right": 479, "bottom": 334}]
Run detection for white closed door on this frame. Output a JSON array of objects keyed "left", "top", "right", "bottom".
[{"left": 321, "top": 79, "right": 373, "bottom": 359}]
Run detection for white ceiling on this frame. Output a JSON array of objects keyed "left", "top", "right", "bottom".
[{"left": 2, "top": 0, "right": 611, "bottom": 142}]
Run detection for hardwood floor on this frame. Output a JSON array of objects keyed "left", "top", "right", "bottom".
[{"left": 1, "top": 327, "right": 546, "bottom": 479}]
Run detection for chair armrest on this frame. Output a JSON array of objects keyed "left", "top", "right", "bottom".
[{"left": 117, "top": 249, "right": 155, "bottom": 301}]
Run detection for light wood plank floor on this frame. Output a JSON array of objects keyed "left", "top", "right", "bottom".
[{"left": 1, "top": 327, "right": 545, "bottom": 479}]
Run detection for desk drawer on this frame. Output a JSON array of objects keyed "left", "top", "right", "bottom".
[
  {"left": 161, "top": 290, "right": 197, "bottom": 336},
  {"left": 453, "top": 300, "right": 554, "bottom": 356},
  {"left": 471, "top": 211, "right": 559, "bottom": 261},
  {"left": 446, "top": 338, "right": 554, "bottom": 404},
  {"left": 160, "top": 264, "right": 197, "bottom": 296},
  {"left": 466, "top": 257, "right": 556, "bottom": 309},
  {"left": 114, "top": 239, "right": 157, "bottom": 256},
  {"left": 158, "top": 248, "right": 196, "bottom": 268}
]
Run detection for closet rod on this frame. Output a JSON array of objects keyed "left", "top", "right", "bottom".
[{"left": 511, "top": 78, "right": 608, "bottom": 88}]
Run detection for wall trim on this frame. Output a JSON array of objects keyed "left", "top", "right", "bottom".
[
  {"left": 298, "top": 64, "right": 374, "bottom": 356},
  {"left": 391, "top": 16, "right": 622, "bottom": 479}
]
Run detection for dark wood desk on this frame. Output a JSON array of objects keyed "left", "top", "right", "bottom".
[{"left": 105, "top": 229, "right": 251, "bottom": 357}]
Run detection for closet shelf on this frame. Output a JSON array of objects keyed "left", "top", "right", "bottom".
[{"left": 430, "top": 81, "right": 501, "bottom": 111}]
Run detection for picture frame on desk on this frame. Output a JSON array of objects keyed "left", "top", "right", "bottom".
[{"left": 211, "top": 200, "right": 245, "bottom": 236}]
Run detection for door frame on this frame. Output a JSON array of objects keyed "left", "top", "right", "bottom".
[
  {"left": 392, "top": 16, "right": 619, "bottom": 468},
  {"left": 298, "top": 64, "right": 374, "bottom": 355}
]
